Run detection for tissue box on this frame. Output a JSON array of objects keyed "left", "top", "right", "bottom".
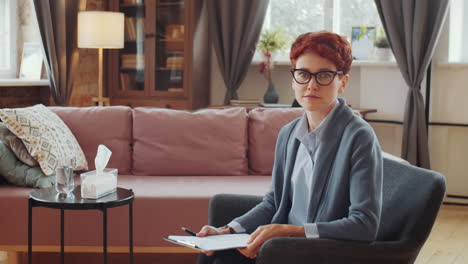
[{"left": 80, "top": 168, "right": 118, "bottom": 199}]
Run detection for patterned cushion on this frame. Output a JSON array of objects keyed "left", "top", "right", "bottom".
[{"left": 0, "top": 104, "right": 88, "bottom": 176}]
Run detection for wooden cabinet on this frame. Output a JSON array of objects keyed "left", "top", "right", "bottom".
[{"left": 107, "top": 0, "right": 210, "bottom": 109}]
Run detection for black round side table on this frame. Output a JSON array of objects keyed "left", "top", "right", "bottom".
[{"left": 28, "top": 186, "right": 134, "bottom": 264}]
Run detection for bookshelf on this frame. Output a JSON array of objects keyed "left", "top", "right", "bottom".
[{"left": 107, "top": 0, "right": 210, "bottom": 109}]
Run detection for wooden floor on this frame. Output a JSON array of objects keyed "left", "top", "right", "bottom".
[
  {"left": 415, "top": 204, "right": 468, "bottom": 264},
  {"left": 2, "top": 204, "right": 468, "bottom": 264}
]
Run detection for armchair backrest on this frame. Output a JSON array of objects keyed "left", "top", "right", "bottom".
[{"left": 376, "top": 158, "right": 446, "bottom": 244}]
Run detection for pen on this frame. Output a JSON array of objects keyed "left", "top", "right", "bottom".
[{"left": 182, "top": 227, "right": 197, "bottom": 236}]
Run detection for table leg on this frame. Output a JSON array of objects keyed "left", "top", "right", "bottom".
[
  {"left": 28, "top": 198, "right": 32, "bottom": 264},
  {"left": 103, "top": 208, "right": 107, "bottom": 264},
  {"left": 61, "top": 209, "right": 64, "bottom": 264},
  {"left": 129, "top": 201, "right": 133, "bottom": 264}
]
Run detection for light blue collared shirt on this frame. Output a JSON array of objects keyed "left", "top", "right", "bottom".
[{"left": 289, "top": 100, "right": 340, "bottom": 238}]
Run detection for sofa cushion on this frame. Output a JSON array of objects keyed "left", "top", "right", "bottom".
[
  {"left": 132, "top": 107, "right": 248, "bottom": 176},
  {"left": 0, "top": 104, "right": 88, "bottom": 175},
  {"left": 51, "top": 106, "right": 133, "bottom": 174},
  {"left": 248, "top": 108, "right": 303, "bottom": 175},
  {"left": 0, "top": 122, "right": 38, "bottom": 167}
]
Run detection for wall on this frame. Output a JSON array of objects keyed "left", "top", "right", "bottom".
[
  {"left": 429, "top": 64, "right": 468, "bottom": 197},
  {"left": 0, "top": 85, "right": 50, "bottom": 108}
]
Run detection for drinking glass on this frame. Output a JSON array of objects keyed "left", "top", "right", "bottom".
[{"left": 55, "top": 158, "right": 75, "bottom": 196}]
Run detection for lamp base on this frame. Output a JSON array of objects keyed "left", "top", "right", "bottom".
[{"left": 92, "top": 97, "right": 110, "bottom": 107}]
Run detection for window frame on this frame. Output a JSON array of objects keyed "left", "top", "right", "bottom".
[{"left": 0, "top": 0, "right": 18, "bottom": 78}]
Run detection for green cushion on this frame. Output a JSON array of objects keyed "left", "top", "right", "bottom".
[
  {"left": 0, "top": 123, "right": 38, "bottom": 167},
  {"left": 0, "top": 141, "right": 54, "bottom": 188}
]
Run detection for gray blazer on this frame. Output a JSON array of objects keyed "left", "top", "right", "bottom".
[{"left": 234, "top": 98, "right": 383, "bottom": 241}]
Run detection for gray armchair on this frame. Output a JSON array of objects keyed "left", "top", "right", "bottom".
[{"left": 198, "top": 158, "right": 446, "bottom": 264}]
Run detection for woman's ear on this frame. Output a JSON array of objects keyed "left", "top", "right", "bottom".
[{"left": 338, "top": 74, "right": 349, "bottom": 94}]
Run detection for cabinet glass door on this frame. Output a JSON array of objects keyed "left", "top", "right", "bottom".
[
  {"left": 154, "top": 0, "right": 185, "bottom": 94},
  {"left": 119, "top": 0, "right": 145, "bottom": 93}
]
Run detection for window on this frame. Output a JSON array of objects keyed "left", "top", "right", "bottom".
[
  {"left": 0, "top": 0, "right": 17, "bottom": 78},
  {"left": 257, "top": 0, "right": 383, "bottom": 62},
  {"left": 447, "top": 0, "right": 468, "bottom": 62}
]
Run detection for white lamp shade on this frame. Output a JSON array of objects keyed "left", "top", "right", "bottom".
[{"left": 78, "top": 11, "right": 124, "bottom": 49}]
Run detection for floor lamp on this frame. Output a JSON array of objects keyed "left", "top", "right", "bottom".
[{"left": 77, "top": 11, "right": 124, "bottom": 106}]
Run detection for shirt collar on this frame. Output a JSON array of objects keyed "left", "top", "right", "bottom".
[{"left": 295, "top": 99, "right": 341, "bottom": 142}]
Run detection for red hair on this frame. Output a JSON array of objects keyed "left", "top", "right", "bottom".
[{"left": 290, "top": 31, "right": 353, "bottom": 74}]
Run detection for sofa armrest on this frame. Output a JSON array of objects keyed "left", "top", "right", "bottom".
[
  {"left": 208, "top": 194, "right": 263, "bottom": 227},
  {"left": 257, "top": 237, "right": 418, "bottom": 264}
]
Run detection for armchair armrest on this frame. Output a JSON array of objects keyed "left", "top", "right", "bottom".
[
  {"left": 257, "top": 237, "right": 419, "bottom": 264},
  {"left": 208, "top": 194, "right": 263, "bottom": 227}
]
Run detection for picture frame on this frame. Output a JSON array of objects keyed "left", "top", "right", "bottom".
[
  {"left": 19, "top": 42, "right": 43, "bottom": 79},
  {"left": 351, "top": 26, "right": 376, "bottom": 60}
]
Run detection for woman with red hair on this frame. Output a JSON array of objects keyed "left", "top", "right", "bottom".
[{"left": 198, "top": 31, "right": 383, "bottom": 263}]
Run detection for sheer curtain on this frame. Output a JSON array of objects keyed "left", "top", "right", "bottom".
[{"left": 374, "top": 0, "right": 449, "bottom": 168}]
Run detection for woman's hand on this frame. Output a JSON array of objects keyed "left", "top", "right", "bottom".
[
  {"left": 238, "top": 224, "right": 304, "bottom": 259},
  {"left": 196, "top": 225, "right": 232, "bottom": 256}
]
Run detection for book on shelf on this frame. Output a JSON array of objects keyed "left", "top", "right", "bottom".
[
  {"left": 120, "top": 73, "right": 126, "bottom": 90},
  {"left": 124, "top": 17, "right": 144, "bottom": 41},
  {"left": 122, "top": 0, "right": 144, "bottom": 4},
  {"left": 229, "top": 99, "right": 262, "bottom": 106},
  {"left": 160, "top": 0, "right": 184, "bottom": 3},
  {"left": 165, "top": 24, "right": 184, "bottom": 40},
  {"left": 166, "top": 56, "right": 184, "bottom": 69},
  {"left": 121, "top": 54, "right": 145, "bottom": 70},
  {"left": 168, "top": 87, "right": 184, "bottom": 92},
  {"left": 260, "top": 103, "right": 292, "bottom": 108},
  {"left": 120, "top": 73, "right": 136, "bottom": 90}
]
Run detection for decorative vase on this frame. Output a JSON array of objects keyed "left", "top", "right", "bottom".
[{"left": 263, "top": 82, "right": 279, "bottom": 104}]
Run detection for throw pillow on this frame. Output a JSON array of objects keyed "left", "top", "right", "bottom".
[
  {"left": 0, "top": 104, "right": 88, "bottom": 176},
  {"left": 0, "top": 122, "right": 39, "bottom": 167},
  {"left": 0, "top": 141, "right": 54, "bottom": 188}
]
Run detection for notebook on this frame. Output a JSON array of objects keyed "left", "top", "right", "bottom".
[{"left": 164, "top": 234, "right": 251, "bottom": 251}]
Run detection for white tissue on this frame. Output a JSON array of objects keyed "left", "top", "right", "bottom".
[
  {"left": 81, "top": 145, "right": 117, "bottom": 199},
  {"left": 95, "top": 144, "right": 112, "bottom": 176}
]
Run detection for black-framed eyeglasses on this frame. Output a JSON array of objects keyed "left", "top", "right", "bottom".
[{"left": 290, "top": 69, "right": 344, "bottom": 86}]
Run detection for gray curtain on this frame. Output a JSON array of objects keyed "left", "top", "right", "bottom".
[
  {"left": 374, "top": 0, "right": 449, "bottom": 168},
  {"left": 207, "top": 0, "right": 269, "bottom": 104},
  {"left": 32, "top": 0, "right": 85, "bottom": 106}
]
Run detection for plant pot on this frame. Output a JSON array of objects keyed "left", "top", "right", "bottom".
[{"left": 373, "top": 47, "right": 393, "bottom": 61}]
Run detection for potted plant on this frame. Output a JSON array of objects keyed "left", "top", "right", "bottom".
[
  {"left": 373, "top": 29, "right": 393, "bottom": 61},
  {"left": 374, "top": 36, "right": 390, "bottom": 49},
  {"left": 257, "top": 27, "right": 289, "bottom": 104}
]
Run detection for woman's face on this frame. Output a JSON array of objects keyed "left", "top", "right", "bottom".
[{"left": 292, "top": 52, "right": 348, "bottom": 114}]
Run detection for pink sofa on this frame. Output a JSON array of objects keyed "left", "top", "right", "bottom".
[{"left": 0, "top": 106, "right": 304, "bottom": 254}]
